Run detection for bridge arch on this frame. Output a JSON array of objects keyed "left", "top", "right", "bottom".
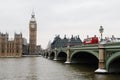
[
  {"left": 106, "top": 52, "right": 120, "bottom": 73},
  {"left": 57, "top": 51, "right": 67, "bottom": 61},
  {"left": 49, "top": 52, "right": 55, "bottom": 60},
  {"left": 45, "top": 52, "right": 49, "bottom": 58},
  {"left": 42, "top": 52, "right": 46, "bottom": 57},
  {"left": 70, "top": 50, "right": 99, "bottom": 64}
]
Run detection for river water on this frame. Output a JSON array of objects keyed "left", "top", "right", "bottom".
[{"left": 0, "top": 57, "right": 120, "bottom": 80}]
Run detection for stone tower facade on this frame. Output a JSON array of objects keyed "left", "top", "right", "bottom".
[
  {"left": 29, "top": 12, "right": 37, "bottom": 55},
  {"left": 0, "top": 33, "right": 22, "bottom": 57}
]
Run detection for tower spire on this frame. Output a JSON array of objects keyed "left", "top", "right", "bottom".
[
  {"left": 31, "top": 11, "right": 35, "bottom": 21},
  {"left": 31, "top": 11, "right": 35, "bottom": 18}
]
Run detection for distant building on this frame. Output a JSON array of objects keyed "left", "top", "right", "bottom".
[
  {"left": 0, "top": 32, "right": 22, "bottom": 57},
  {"left": 46, "top": 41, "right": 51, "bottom": 50},
  {"left": 22, "top": 38, "right": 28, "bottom": 55},
  {"left": 0, "top": 12, "right": 41, "bottom": 57},
  {"left": 101, "top": 35, "right": 120, "bottom": 44},
  {"left": 36, "top": 45, "right": 42, "bottom": 55},
  {"left": 51, "top": 35, "right": 82, "bottom": 49}
]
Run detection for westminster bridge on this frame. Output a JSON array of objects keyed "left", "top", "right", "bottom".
[{"left": 42, "top": 42, "right": 120, "bottom": 73}]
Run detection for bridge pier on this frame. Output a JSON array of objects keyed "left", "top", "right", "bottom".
[
  {"left": 95, "top": 44, "right": 108, "bottom": 73},
  {"left": 53, "top": 53, "right": 57, "bottom": 61},
  {"left": 47, "top": 52, "right": 51, "bottom": 59},
  {"left": 53, "top": 48, "right": 57, "bottom": 61},
  {"left": 53, "top": 56, "right": 57, "bottom": 61},
  {"left": 65, "top": 46, "right": 70, "bottom": 64},
  {"left": 48, "top": 57, "right": 50, "bottom": 59}
]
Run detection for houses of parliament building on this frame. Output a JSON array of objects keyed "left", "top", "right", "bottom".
[{"left": 0, "top": 12, "right": 40, "bottom": 57}]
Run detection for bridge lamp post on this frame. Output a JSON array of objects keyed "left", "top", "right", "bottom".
[{"left": 99, "top": 26, "right": 104, "bottom": 41}]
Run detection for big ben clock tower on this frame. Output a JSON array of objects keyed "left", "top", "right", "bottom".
[{"left": 29, "top": 12, "right": 37, "bottom": 55}]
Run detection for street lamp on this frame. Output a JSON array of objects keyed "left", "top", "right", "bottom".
[{"left": 99, "top": 26, "right": 104, "bottom": 41}]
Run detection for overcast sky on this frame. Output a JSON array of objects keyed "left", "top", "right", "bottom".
[{"left": 0, "top": 0, "right": 120, "bottom": 49}]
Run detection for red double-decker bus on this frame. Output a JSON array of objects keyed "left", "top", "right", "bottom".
[{"left": 83, "top": 35, "right": 99, "bottom": 45}]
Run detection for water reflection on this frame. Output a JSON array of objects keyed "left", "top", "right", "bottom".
[
  {"left": 94, "top": 74, "right": 120, "bottom": 80},
  {"left": 0, "top": 57, "right": 120, "bottom": 80}
]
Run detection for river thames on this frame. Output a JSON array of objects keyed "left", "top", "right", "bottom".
[{"left": 0, "top": 57, "right": 120, "bottom": 80}]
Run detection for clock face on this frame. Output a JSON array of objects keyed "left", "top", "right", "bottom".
[{"left": 31, "top": 24, "right": 35, "bottom": 28}]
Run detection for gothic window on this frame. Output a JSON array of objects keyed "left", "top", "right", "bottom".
[
  {"left": 2, "top": 48, "right": 4, "bottom": 53},
  {"left": 2, "top": 44, "right": 4, "bottom": 53},
  {"left": 16, "top": 46, "right": 19, "bottom": 53}
]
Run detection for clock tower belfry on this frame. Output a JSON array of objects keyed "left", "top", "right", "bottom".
[{"left": 29, "top": 12, "right": 37, "bottom": 55}]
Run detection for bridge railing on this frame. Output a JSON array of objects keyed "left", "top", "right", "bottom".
[
  {"left": 103, "top": 42, "right": 120, "bottom": 47},
  {"left": 48, "top": 41, "right": 120, "bottom": 52}
]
